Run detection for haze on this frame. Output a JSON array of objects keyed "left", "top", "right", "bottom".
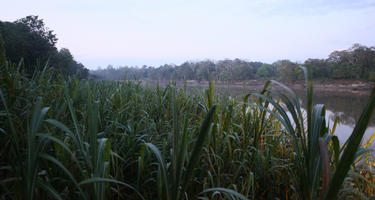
[{"left": 3, "top": 0, "right": 375, "bottom": 69}]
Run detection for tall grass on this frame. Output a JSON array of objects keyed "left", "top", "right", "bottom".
[{"left": 0, "top": 58, "right": 375, "bottom": 199}]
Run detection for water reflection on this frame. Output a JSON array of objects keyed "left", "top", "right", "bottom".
[
  {"left": 294, "top": 90, "right": 375, "bottom": 146},
  {"left": 294, "top": 90, "right": 374, "bottom": 126},
  {"left": 187, "top": 84, "right": 375, "bottom": 146}
]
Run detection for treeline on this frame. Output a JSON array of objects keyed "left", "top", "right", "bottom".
[
  {"left": 91, "top": 44, "right": 375, "bottom": 81},
  {"left": 0, "top": 15, "right": 88, "bottom": 78}
]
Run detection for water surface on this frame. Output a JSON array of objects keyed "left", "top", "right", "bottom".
[{"left": 187, "top": 84, "right": 375, "bottom": 146}]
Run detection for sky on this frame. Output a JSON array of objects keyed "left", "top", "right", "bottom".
[{"left": 2, "top": 0, "right": 375, "bottom": 69}]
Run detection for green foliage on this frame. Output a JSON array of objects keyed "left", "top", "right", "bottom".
[
  {"left": 91, "top": 44, "right": 375, "bottom": 82},
  {"left": 16, "top": 15, "right": 58, "bottom": 46},
  {"left": 256, "top": 64, "right": 273, "bottom": 78},
  {"left": 251, "top": 67, "right": 375, "bottom": 199},
  {"left": 304, "top": 59, "right": 331, "bottom": 79},
  {"left": 0, "top": 16, "right": 56, "bottom": 67},
  {"left": 1, "top": 60, "right": 375, "bottom": 199},
  {"left": 50, "top": 48, "right": 89, "bottom": 78},
  {"left": 0, "top": 15, "right": 88, "bottom": 78},
  {"left": 328, "top": 44, "right": 375, "bottom": 80},
  {"left": 274, "top": 60, "right": 303, "bottom": 81},
  {"left": 324, "top": 86, "right": 375, "bottom": 199},
  {"left": 91, "top": 59, "right": 264, "bottom": 81},
  {"left": 369, "top": 71, "right": 375, "bottom": 81},
  {"left": 0, "top": 34, "right": 6, "bottom": 65}
]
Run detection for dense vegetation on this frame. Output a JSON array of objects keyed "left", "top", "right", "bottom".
[
  {"left": 0, "top": 15, "right": 88, "bottom": 78},
  {"left": 1, "top": 50, "right": 375, "bottom": 199},
  {"left": 91, "top": 44, "right": 375, "bottom": 82},
  {"left": 1, "top": 14, "right": 375, "bottom": 200}
]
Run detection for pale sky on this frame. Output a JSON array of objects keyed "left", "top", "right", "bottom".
[{"left": 2, "top": 0, "right": 375, "bottom": 69}]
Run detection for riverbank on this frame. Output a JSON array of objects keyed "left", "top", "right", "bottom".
[{"left": 155, "top": 79, "right": 374, "bottom": 95}]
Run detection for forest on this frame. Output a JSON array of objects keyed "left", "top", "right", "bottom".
[{"left": 91, "top": 44, "right": 375, "bottom": 82}]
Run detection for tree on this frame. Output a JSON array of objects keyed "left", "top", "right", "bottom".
[
  {"left": 231, "top": 59, "right": 254, "bottom": 80},
  {"left": 0, "top": 16, "right": 57, "bottom": 67},
  {"left": 0, "top": 34, "right": 5, "bottom": 64},
  {"left": 176, "top": 62, "right": 194, "bottom": 80},
  {"left": 274, "top": 60, "right": 302, "bottom": 81},
  {"left": 304, "top": 59, "right": 331, "bottom": 79},
  {"left": 327, "top": 44, "right": 375, "bottom": 80},
  {"left": 89, "top": 44, "right": 375, "bottom": 81},
  {"left": 16, "top": 15, "right": 58, "bottom": 46},
  {"left": 0, "top": 16, "right": 89, "bottom": 78},
  {"left": 50, "top": 48, "right": 88, "bottom": 77},
  {"left": 256, "top": 64, "right": 273, "bottom": 78}
]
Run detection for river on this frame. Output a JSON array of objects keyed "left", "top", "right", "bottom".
[{"left": 184, "top": 83, "right": 375, "bottom": 146}]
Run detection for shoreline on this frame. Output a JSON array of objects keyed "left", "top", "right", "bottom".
[{"left": 141, "top": 79, "right": 374, "bottom": 96}]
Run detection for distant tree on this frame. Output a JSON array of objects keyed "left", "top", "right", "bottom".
[
  {"left": 216, "top": 59, "right": 234, "bottom": 81},
  {"left": 304, "top": 59, "right": 331, "bottom": 79},
  {"left": 176, "top": 62, "right": 194, "bottom": 80},
  {"left": 327, "top": 44, "right": 375, "bottom": 80},
  {"left": 348, "top": 44, "right": 375, "bottom": 79},
  {"left": 89, "top": 45, "right": 375, "bottom": 82},
  {"left": 194, "top": 60, "right": 214, "bottom": 81},
  {"left": 256, "top": 64, "right": 273, "bottom": 78},
  {"left": 274, "top": 60, "right": 302, "bottom": 81},
  {"left": 231, "top": 59, "right": 254, "bottom": 80}
]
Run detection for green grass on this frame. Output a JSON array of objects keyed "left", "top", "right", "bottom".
[{"left": 0, "top": 60, "right": 375, "bottom": 199}]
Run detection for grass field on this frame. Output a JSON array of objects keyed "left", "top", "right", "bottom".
[{"left": 1, "top": 60, "right": 375, "bottom": 199}]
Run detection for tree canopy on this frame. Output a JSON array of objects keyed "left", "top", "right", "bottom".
[
  {"left": 0, "top": 15, "right": 88, "bottom": 78},
  {"left": 91, "top": 44, "right": 375, "bottom": 82}
]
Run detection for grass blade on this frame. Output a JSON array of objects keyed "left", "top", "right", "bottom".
[
  {"left": 37, "top": 181, "right": 64, "bottom": 200},
  {"left": 144, "top": 143, "right": 170, "bottom": 200},
  {"left": 79, "top": 177, "right": 145, "bottom": 200},
  {"left": 324, "top": 86, "right": 375, "bottom": 199},
  {"left": 180, "top": 105, "right": 217, "bottom": 198},
  {"left": 200, "top": 187, "right": 249, "bottom": 200}
]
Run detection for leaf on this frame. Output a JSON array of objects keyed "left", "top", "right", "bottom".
[
  {"left": 39, "top": 153, "right": 88, "bottom": 200},
  {"left": 200, "top": 188, "right": 249, "bottom": 200},
  {"left": 45, "top": 119, "right": 74, "bottom": 137},
  {"left": 37, "top": 181, "right": 64, "bottom": 200},
  {"left": 144, "top": 142, "right": 170, "bottom": 200},
  {"left": 318, "top": 138, "right": 330, "bottom": 200},
  {"left": 78, "top": 177, "right": 145, "bottom": 200},
  {"left": 180, "top": 105, "right": 217, "bottom": 199},
  {"left": 324, "top": 86, "right": 375, "bottom": 199}
]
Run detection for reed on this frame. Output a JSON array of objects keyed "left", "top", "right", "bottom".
[{"left": 0, "top": 60, "right": 374, "bottom": 199}]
